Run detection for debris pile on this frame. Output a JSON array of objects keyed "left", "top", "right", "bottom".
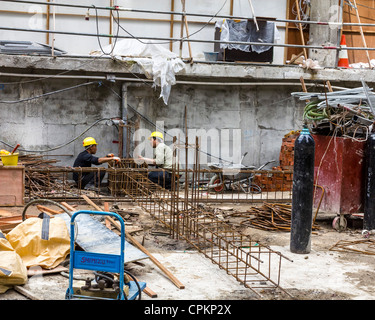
[
  {"left": 17, "top": 154, "right": 69, "bottom": 197},
  {"left": 292, "top": 83, "right": 375, "bottom": 139},
  {"left": 226, "top": 202, "right": 320, "bottom": 232}
]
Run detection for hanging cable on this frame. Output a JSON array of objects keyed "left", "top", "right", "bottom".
[
  {"left": 110, "top": 0, "right": 228, "bottom": 46},
  {"left": 0, "top": 53, "right": 106, "bottom": 86},
  {"left": 0, "top": 117, "right": 118, "bottom": 153},
  {"left": 0, "top": 81, "right": 98, "bottom": 104},
  {"left": 92, "top": 5, "right": 120, "bottom": 56},
  {"left": 292, "top": 0, "right": 311, "bottom": 30}
]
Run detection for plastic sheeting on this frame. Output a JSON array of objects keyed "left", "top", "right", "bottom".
[
  {"left": 0, "top": 231, "right": 28, "bottom": 293},
  {"left": 6, "top": 214, "right": 70, "bottom": 270},
  {"left": 215, "top": 19, "right": 278, "bottom": 54},
  {"left": 91, "top": 39, "right": 185, "bottom": 105}
]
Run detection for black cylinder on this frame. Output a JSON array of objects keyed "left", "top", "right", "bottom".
[
  {"left": 290, "top": 126, "right": 315, "bottom": 254},
  {"left": 364, "top": 133, "right": 375, "bottom": 231}
]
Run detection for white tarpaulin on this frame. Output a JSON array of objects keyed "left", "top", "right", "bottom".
[{"left": 91, "top": 39, "right": 185, "bottom": 105}]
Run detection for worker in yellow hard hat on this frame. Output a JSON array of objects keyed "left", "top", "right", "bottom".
[
  {"left": 73, "top": 137, "right": 119, "bottom": 190},
  {"left": 138, "top": 131, "right": 173, "bottom": 189}
]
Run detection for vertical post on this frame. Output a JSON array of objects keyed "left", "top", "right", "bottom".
[
  {"left": 335, "top": 0, "right": 344, "bottom": 67},
  {"left": 179, "top": 0, "right": 185, "bottom": 58},
  {"left": 118, "top": 122, "right": 123, "bottom": 158},
  {"left": 352, "top": 0, "right": 372, "bottom": 68},
  {"left": 171, "top": 135, "right": 178, "bottom": 239},
  {"left": 109, "top": 0, "right": 113, "bottom": 46},
  {"left": 290, "top": 125, "right": 315, "bottom": 254},
  {"left": 364, "top": 133, "right": 375, "bottom": 231},
  {"left": 169, "top": 0, "right": 175, "bottom": 52},
  {"left": 121, "top": 82, "right": 128, "bottom": 158},
  {"left": 46, "top": 0, "right": 50, "bottom": 45},
  {"left": 284, "top": 0, "right": 290, "bottom": 63},
  {"left": 51, "top": 0, "right": 56, "bottom": 57},
  {"left": 294, "top": 0, "right": 307, "bottom": 59}
]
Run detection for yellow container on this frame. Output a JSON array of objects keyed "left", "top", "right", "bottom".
[{"left": 1, "top": 153, "right": 19, "bottom": 166}]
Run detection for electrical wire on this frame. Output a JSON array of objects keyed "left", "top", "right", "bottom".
[
  {"left": 93, "top": 5, "right": 120, "bottom": 56},
  {"left": 0, "top": 117, "right": 117, "bottom": 153},
  {"left": 0, "top": 53, "right": 106, "bottom": 86},
  {"left": 292, "top": 0, "right": 311, "bottom": 30},
  {"left": 110, "top": 0, "right": 228, "bottom": 46},
  {"left": 0, "top": 81, "right": 98, "bottom": 104}
]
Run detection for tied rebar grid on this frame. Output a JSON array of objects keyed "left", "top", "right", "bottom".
[
  {"left": 121, "top": 168, "right": 292, "bottom": 298},
  {"left": 23, "top": 155, "right": 294, "bottom": 296},
  {"left": 24, "top": 159, "right": 293, "bottom": 204},
  {"left": 119, "top": 138, "right": 292, "bottom": 298}
]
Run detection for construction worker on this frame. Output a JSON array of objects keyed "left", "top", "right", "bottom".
[
  {"left": 73, "top": 137, "right": 119, "bottom": 189},
  {"left": 138, "top": 131, "right": 173, "bottom": 189}
]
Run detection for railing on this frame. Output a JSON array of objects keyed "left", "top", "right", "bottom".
[{"left": 1, "top": 0, "right": 375, "bottom": 63}]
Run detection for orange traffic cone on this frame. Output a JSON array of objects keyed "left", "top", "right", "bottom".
[{"left": 338, "top": 35, "right": 350, "bottom": 68}]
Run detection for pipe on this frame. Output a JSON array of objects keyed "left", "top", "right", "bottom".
[
  {"left": 2, "top": 0, "right": 375, "bottom": 28},
  {"left": 1, "top": 25, "right": 375, "bottom": 52},
  {"left": 0, "top": 72, "right": 351, "bottom": 89},
  {"left": 121, "top": 82, "right": 128, "bottom": 158}
]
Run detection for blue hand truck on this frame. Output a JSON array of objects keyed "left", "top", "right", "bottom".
[{"left": 65, "top": 210, "right": 146, "bottom": 300}]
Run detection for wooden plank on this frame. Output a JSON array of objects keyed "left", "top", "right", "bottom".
[
  {"left": 0, "top": 223, "right": 20, "bottom": 233},
  {"left": 294, "top": 0, "right": 307, "bottom": 59},
  {"left": 36, "top": 205, "right": 62, "bottom": 215},
  {"left": 0, "top": 209, "right": 14, "bottom": 217},
  {"left": 60, "top": 202, "right": 76, "bottom": 212},
  {"left": 81, "top": 195, "right": 185, "bottom": 290},
  {"left": 14, "top": 286, "right": 40, "bottom": 300},
  {"left": 0, "top": 215, "right": 24, "bottom": 223},
  {"left": 0, "top": 215, "right": 24, "bottom": 232},
  {"left": 104, "top": 202, "right": 112, "bottom": 229},
  {"left": 352, "top": 0, "right": 372, "bottom": 67},
  {"left": 134, "top": 276, "right": 158, "bottom": 298},
  {"left": 27, "top": 265, "right": 68, "bottom": 277}
]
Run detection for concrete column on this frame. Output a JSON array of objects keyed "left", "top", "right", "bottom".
[{"left": 309, "top": 0, "right": 340, "bottom": 67}]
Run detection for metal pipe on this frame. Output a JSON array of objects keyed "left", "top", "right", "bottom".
[
  {"left": 2, "top": 0, "right": 375, "bottom": 28},
  {"left": 2, "top": 25, "right": 375, "bottom": 51},
  {"left": 0, "top": 71, "right": 350, "bottom": 89},
  {"left": 121, "top": 82, "right": 128, "bottom": 158}
]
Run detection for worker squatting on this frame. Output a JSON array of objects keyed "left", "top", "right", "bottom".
[{"left": 133, "top": 127, "right": 243, "bottom": 165}]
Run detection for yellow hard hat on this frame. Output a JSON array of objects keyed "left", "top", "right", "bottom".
[
  {"left": 149, "top": 131, "right": 164, "bottom": 140},
  {"left": 83, "top": 137, "right": 97, "bottom": 148}
]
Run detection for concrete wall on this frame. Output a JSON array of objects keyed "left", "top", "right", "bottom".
[
  {"left": 309, "top": 0, "right": 340, "bottom": 67},
  {"left": 0, "top": 76, "right": 305, "bottom": 169},
  {"left": 0, "top": 77, "right": 122, "bottom": 166},
  {"left": 127, "top": 82, "right": 305, "bottom": 168}
]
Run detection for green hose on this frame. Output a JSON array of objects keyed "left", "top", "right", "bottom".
[{"left": 303, "top": 101, "right": 328, "bottom": 121}]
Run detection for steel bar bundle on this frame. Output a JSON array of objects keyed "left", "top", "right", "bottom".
[
  {"left": 292, "top": 84, "right": 375, "bottom": 139},
  {"left": 330, "top": 239, "right": 375, "bottom": 255},
  {"left": 239, "top": 202, "right": 320, "bottom": 232}
]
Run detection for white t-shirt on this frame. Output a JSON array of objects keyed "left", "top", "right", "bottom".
[{"left": 154, "top": 143, "right": 173, "bottom": 170}]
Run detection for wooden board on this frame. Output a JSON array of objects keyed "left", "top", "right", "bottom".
[
  {"left": 0, "top": 215, "right": 24, "bottom": 232},
  {"left": 343, "top": 0, "right": 375, "bottom": 63}
]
